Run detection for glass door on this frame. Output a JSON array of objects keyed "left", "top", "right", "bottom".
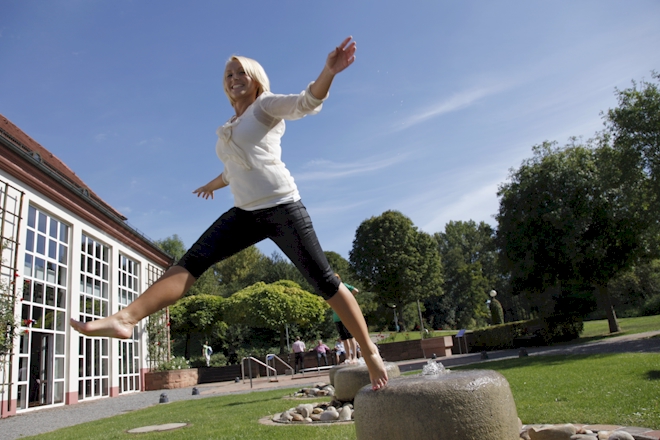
[{"left": 28, "top": 332, "right": 53, "bottom": 408}]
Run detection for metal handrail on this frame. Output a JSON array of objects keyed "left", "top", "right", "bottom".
[
  {"left": 265, "top": 353, "right": 295, "bottom": 379},
  {"left": 241, "top": 356, "right": 277, "bottom": 388}
]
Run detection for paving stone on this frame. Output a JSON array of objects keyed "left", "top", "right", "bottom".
[{"left": 127, "top": 423, "right": 187, "bottom": 433}]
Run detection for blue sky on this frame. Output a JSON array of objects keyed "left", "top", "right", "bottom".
[{"left": 2, "top": 1, "right": 660, "bottom": 260}]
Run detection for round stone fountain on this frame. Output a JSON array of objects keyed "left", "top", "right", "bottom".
[{"left": 354, "top": 368, "right": 520, "bottom": 440}]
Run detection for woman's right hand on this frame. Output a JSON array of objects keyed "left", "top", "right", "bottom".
[
  {"left": 193, "top": 173, "right": 228, "bottom": 200},
  {"left": 193, "top": 185, "right": 215, "bottom": 200}
]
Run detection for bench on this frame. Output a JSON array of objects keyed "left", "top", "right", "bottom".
[{"left": 301, "top": 365, "right": 333, "bottom": 374}]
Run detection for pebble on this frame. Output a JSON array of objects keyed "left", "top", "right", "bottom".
[
  {"left": 338, "top": 405, "right": 352, "bottom": 421},
  {"left": 319, "top": 409, "right": 339, "bottom": 421},
  {"left": 529, "top": 423, "right": 577, "bottom": 440},
  {"left": 521, "top": 425, "right": 645, "bottom": 440},
  {"left": 606, "top": 433, "right": 634, "bottom": 440},
  {"left": 271, "top": 399, "right": 352, "bottom": 424}
]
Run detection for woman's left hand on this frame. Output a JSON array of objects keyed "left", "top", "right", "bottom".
[{"left": 325, "top": 36, "right": 357, "bottom": 75}]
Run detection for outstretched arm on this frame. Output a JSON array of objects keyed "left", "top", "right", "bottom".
[
  {"left": 310, "top": 36, "right": 357, "bottom": 100},
  {"left": 193, "top": 173, "right": 228, "bottom": 199}
]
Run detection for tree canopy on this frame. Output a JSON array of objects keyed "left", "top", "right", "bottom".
[
  {"left": 223, "top": 280, "right": 328, "bottom": 352},
  {"left": 169, "top": 294, "right": 226, "bottom": 357},
  {"left": 606, "top": 72, "right": 660, "bottom": 211},
  {"left": 496, "top": 138, "right": 655, "bottom": 331},
  {"left": 350, "top": 210, "right": 443, "bottom": 330},
  {"left": 429, "top": 220, "right": 496, "bottom": 329}
]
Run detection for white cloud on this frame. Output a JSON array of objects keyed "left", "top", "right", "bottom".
[
  {"left": 392, "top": 84, "right": 510, "bottom": 132},
  {"left": 295, "top": 154, "right": 408, "bottom": 182},
  {"left": 419, "top": 180, "right": 501, "bottom": 234},
  {"left": 137, "top": 137, "right": 164, "bottom": 148},
  {"left": 94, "top": 133, "right": 107, "bottom": 142}
]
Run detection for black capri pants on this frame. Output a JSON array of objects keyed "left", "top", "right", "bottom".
[{"left": 176, "top": 200, "right": 341, "bottom": 300}]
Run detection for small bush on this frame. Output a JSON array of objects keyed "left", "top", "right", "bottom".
[
  {"left": 189, "top": 353, "right": 228, "bottom": 368},
  {"left": 156, "top": 356, "right": 190, "bottom": 371},
  {"left": 641, "top": 294, "right": 660, "bottom": 316},
  {"left": 490, "top": 298, "right": 505, "bottom": 325},
  {"left": 471, "top": 321, "right": 528, "bottom": 351},
  {"left": 542, "top": 315, "right": 584, "bottom": 343},
  {"left": 470, "top": 315, "right": 584, "bottom": 351}
]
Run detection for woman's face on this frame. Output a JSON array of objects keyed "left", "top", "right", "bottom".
[{"left": 225, "top": 60, "right": 258, "bottom": 103}]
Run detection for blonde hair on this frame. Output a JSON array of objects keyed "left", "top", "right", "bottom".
[{"left": 224, "top": 55, "right": 271, "bottom": 107}]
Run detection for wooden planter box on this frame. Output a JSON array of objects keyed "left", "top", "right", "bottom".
[
  {"left": 420, "top": 336, "right": 453, "bottom": 358},
  {"left": 144, "top": 368, "right": 198, "bottom": 391}
]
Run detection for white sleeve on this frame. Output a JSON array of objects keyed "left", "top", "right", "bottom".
[{"left": 255, "top": 83, "right": 326, "bottom": 122}]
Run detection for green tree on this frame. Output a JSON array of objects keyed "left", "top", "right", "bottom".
[
  {"left": 155, "top": 234, "right": 187, "bottom": 260},
  {"left": 215, "top": 246, "right": 267, "bottom": 295},
  {"left": 429, "top": 220, "right": 496, "bottom": 329},
  {"left": 169, "top": 294, "right": 226, "bottom": 358},
  {"left": 350, "top": 210, "right": 443, "bottom": 331},
  {"left": 608, "top": 260, "right": 660, "bottom": 315},
  {"left": 258, "top": 252, "right": 315, "bottom": 293},
  {"left": 324, "top": 251, "right": 354, "bottom": 281},
  {"left": 496, "top": 140, "right": 654, "bottom": 332},
  {"left": 223, "top": 280, "right": 328, "bottom": 353},
  {"left": 155, "top": 234, "right": 220, "bottom": 297},
  {"left": 605, "top": 72, "right": 660, "bottom": 212}
]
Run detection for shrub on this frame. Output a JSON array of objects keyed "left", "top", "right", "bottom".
[
  {"left": 471, "top": 321, "right": 528, "bottom": 351},
  {"left": 470, "top": 315, "right": 583, "bottom": 351},
  {"left": 641, "top": 294, "right": 660, "bottom": 316},
  {"left": 189, "top": 353, "right": 228, "bottom": 368},
  {"left": 155, "top": 356, "right": 190, "bottom": 371},
  {"left": 0, "top": 285, "right": 17, "bottom": 356},
  {"left": 490, "top": 298, "right": 505, "bottom": 325}
]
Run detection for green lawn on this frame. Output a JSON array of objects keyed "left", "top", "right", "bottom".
[
  {"left": 455, "top": 353, "right": 660, "bottom": 429},
  {"left": 24, "top": 315, "right": 660, "bottom": 439},
  {"left": 26, "top": 351, "right": 660, "bottom": 439},
  {"left": 24, "top": 390, "right": 347, "bottom": 440},
  {"left": 580, "top": 314, "right": 660, "bottom": 341}
]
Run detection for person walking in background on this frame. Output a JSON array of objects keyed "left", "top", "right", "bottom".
[
  {"left": 69, "top": 36, "right": 387, "bottom": 391},
  {"left": 314, "top": 339, "right": 330, "bottom": 367},
  {"left": 292, "top": 336, "right": 306, "bottom": 374},
  {"left": 333, "top": 273, "right": 359, "bottom": 363},
  {"left": 202, "top": 341, "right": 213, "bottom": 367}
]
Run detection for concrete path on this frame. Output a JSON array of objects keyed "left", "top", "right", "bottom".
[{"left": 1, "top": 331, "right": 659, "bottom": 439}]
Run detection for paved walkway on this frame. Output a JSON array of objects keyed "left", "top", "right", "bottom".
[{"left": 1, "top": 331, "right": 659, "bottom": 439}]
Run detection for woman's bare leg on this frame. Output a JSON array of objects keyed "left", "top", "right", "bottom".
[
  {"left": 327, "top": 284, "right": 387, "bottom": 390},
  {"left": 70, "top": 266, "right": 196, "bottom": 338}
]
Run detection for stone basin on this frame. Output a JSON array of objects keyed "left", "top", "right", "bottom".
[{"left": 354, "top": 369, "right": 520, "bottom": 440}]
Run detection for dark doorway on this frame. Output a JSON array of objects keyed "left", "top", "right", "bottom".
[{"left": 29, "top": 332, "right": 53, "bottom": 407}]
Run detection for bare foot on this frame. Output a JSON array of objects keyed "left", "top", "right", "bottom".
[
  {"left": 361, "top": 342, "right": 388, "bottom": 390},
  {"left": 70, "top": 311, "right": 135, "bottom": 339}
]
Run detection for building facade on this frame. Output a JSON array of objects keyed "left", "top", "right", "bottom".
[{"left": 0, "top": 115, "right": 172, "bottom": 417}]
